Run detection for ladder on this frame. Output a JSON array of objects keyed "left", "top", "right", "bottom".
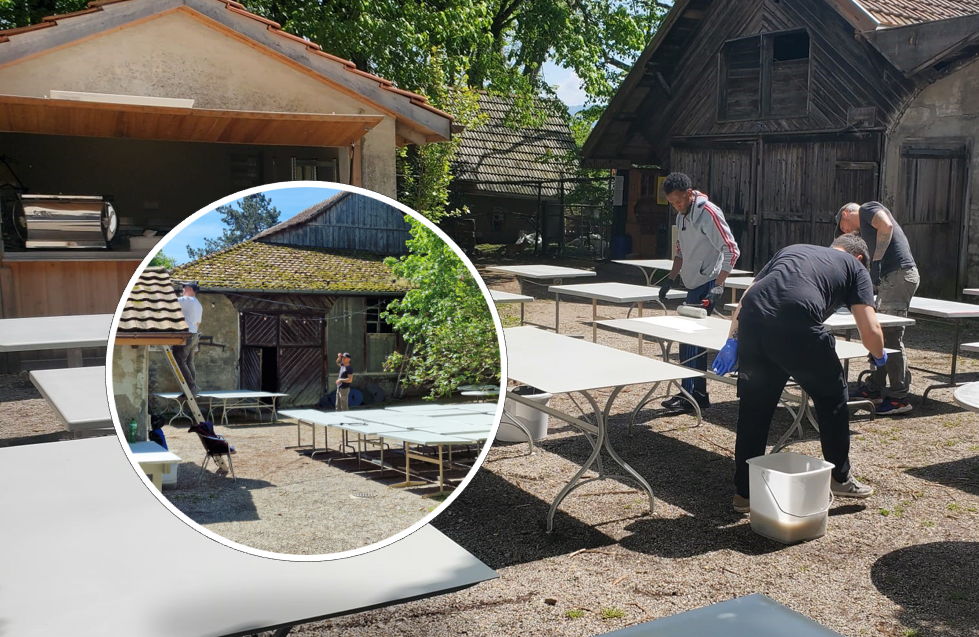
[{"left": 162, "top": 345, "right": 205, "bottom": 424}]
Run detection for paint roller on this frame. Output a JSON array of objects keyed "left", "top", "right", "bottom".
[{"left": 676, "top": 299, "right": 709, "bottom": 319}]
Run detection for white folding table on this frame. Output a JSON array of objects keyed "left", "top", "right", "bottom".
[
  {"left": 490, "top": 289, "right": 534, "bottom": 324},
  {"left": 953, "top": 382, "right": 979, "bottom": 413},
  {"left": 905, "top": 297, "right": 979, "bottom": 402},
  {"left": 128, "top": 440, "right": 182, "bottom": 490},
  {"left": 612, "top": 259, "right": 751, "bottom": 287},
  {"left": 0, "top": 437, "right": 496, "bottom": 637},
  {"left": 0, "top": 313, "right": 112, "bottom": 367},
  {"left": 549, "top": 282, "right": 686, "bottom": 341},
  {"left": 383, "top": 405, "right": 484, "bottom": 417},
  {"left": 597, "top": 593, "right": 843, "bottom": 637},
  {"left": 598, "top": 315, "right": 891, "bottom": 450},
  {"left": 486, "top": 265, "right": 595, "bottom": 331},
  {"left": 504, "top": 326, "right": 701, "bottom": 532},
  {"left": 29, "top": 366, "right": 112, "bottom": 437},
  {"left": 156, "top": 389, "right": 288, "bottom": 425},
  {"left": 963, "top": 288, "right": 979, "bottom": 297}
]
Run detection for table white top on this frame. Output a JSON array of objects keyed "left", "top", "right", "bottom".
[
  {"left": 0, "top": 437, "right": 497, "bottom": 637},
  {"left": 155, "top": 390, "right": 289, "bottom": 400},
  {"left": 463, "top": 403, "right": 501, "bottom": 414},
  {"left": 128, "top": 440, "right": 182, "bottom": 465},
  {"left": 0, "top": 313, "right": 112, "bottom": 352},
  {"left": 961, "top": 342, "right": 979, "bottom": 353},
  {"left": 612, "top": 259, "right": 751, "bottom": 276},
  {"left": 389, "top": 430, "right": 482, "bottom": 446},
  {"left": 504, "top": 326, "right": 700, "bottom": 394},
  {"left": 279, "top": 409, "right": 376, "bottom": 426},
  {"left": 724, "top": 276, "right": 756, "bottom": 290},
  {"left": 29, "top": 366, "right": 111, "bottom": 431},
  {"left": 599, "top": 315, "right": 886, "bottom": 361},
  {"left": 489, "top": 290, "right": 534, "bottom": 304},
  {"left": 722, "top": 305, "right": 916, "bottom": 329},
  {"left": 384, "top": 404, "right": 484, "bottom": 416},
  {"left": 953, "top": 382, "right": 979, "bottom": 412},
  {"left": 963, "top": 288, "right": 979, "bottom": 296},
  {"left": 909, "top": 296, "right": 979, "bottom": 319},
  {"left": 486, "top": 265, "right": 596, "bottom": 280},
  {"left": 549, "top": 282, "right": 686, "bottom": 303},
  {"left": 413, "top": 422, "right": 493, "bottom": 437},
  {"left": 598, "top": 593, "right": 842, "bottom": 637}
]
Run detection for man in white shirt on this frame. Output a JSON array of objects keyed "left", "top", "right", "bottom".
[{"left": 176, "top": 282, "right": 203, "bottom": 395}]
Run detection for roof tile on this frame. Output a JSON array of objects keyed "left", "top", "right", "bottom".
[
  {"left": 856, "top": 0, "right": 979, "bottom": 25},
  {"left": 118, "top": 266, "right": 190, "bottom": 334}
]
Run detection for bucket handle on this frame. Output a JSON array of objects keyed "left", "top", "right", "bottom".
[{"left": 760, "top": 471, "right": 835, "bottom": 519}]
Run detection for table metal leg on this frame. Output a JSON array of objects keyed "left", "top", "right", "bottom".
[
  {"left": 923, "top": 320, "right": 963, "bottom": 403},
  {"left": 520, "top": 302, "right": 525, "bottom": 325},
  {"left": 66, "top": 348, "right": 83, "bottom": 368},
  {"left": 772, "top": 389, "right": 811, "bottom": 452},
  {"left": 555, "top": 293, "right": 561, "bottom": 335},
  {"left": 592, "top": 298, "right": 598, "bottom": 342}
]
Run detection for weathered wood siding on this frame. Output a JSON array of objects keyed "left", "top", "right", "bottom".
[{"left": 261, "top": 194, "right": 411, "bottom": 254}]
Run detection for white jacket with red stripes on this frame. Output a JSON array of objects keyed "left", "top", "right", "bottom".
[{"left": 674, "top": 191, "right": 741, "bottom": 290}]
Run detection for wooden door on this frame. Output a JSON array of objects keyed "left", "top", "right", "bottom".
[
  {"left": 671, "top": 144, "right": 755, "bottom": 269},
  {"left": 757, "top": 142, "right": 808, "bottom": 266},
  {"left": 240, "top": 347, "right": 261, "bottom": 391},
  {"left": 278, "top": 314, "right": 324, "bottom": 407},
  {"left": 898, "top": 142, "right": 969, "bottom": 299}
]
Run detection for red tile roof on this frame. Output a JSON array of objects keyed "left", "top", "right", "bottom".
[
  {"left": 0, "top": 0, "right": 452, "bottom": 122},
  {"left": 855, "top": 0, "right": 979, "bottom": 26}
]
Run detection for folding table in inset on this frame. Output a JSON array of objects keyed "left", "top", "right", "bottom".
[
  {"left": 0, "top": 437, "right": 497, "bottom": 637},
  {"left": 0, "top": 313, "right": 111, "bottom": 367},
  {"left": 504, "top": 326, "right": 701, "bottom": 532}
]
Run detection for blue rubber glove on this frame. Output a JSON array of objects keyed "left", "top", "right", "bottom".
[
  {"left": 658, "top": 277, "right": 675, "bottom": 302},
  {"left": 711, "top": 338, "right": 739, "bottom": 375},
  {"left": 870, "top": 351, "right": 888, "bottom": 368}
]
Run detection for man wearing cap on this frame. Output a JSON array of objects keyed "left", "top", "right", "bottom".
[
  {"left": 335, "top": 352, "right": 354, "bottom": 411},
  {"left": 175, "top": 282, "right": 203, "bottom": 395},
  {"left": 837, "top": 202, "right": 919, "bottom": 415}
]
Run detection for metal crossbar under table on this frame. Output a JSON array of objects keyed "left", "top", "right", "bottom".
[
  {"left": 905, "top": 297, "right": 979, "bottom": 402},
  {"left": 597, "top": 316, "right": 889, "bottom": 450},
  {"left": 505, "top": 326, "right": 701, "bottom": 532},
  {"left": 597, "top": 593, "right": 844, "bottom": 637},
  {"left": 487, "top": 265, "right": 595, "bottom": 331},
  {"left": 29, "top": 366, "right": 112, "bottom": 437},
  {"left": 0, "top": 437, "right": 497, "bottom": 637},
  {"left": 0, "top": 313, "right": 111, "bottom": 367},
  {"left": 549, "top": 282, "right": 686, "bottom": 341},
  {"left": 490, "top": 289, "right": 534, "bottom": 325},
  {"left": 612, "top": 259, "right": 751, "bottom": 288}
]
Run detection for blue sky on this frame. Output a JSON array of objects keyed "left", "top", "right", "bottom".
[
  {"left": 164, "top": 186, "right": 341, "bottom": 264},
  {"left": 542, "top": 61, "right": 587, "bottom": 108}
]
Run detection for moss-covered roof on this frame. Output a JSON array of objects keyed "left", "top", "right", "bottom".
[{"left": 171, "top": 241, "right": 410, "bottom": 293}]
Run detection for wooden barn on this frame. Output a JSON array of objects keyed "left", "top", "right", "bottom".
[
  {"left": 166, "top": 191, "right": 411, "bottom": 408},
  {"left": 584, "top": 0, "right": 979, "bottom": 298}
]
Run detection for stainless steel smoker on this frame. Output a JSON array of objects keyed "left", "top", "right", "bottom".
[{"left": 9, "top": 194, "right": 118, "bottom": 249}]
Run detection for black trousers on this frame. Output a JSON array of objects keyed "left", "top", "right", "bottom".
[{"left": 734, "top": 323, "right": 852, "bottom": 497}]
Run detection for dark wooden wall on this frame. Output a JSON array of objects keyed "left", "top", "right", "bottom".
[{"left": 261, "top": 194, "right": 411, "bottom": 255}]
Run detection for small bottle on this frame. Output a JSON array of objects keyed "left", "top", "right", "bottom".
[{"left": 128, "top": 418, "right": 138, "bottom": 443}]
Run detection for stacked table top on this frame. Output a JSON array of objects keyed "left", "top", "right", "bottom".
[{"left": 0, "top": 313, "right": 112, "bottom": 352}]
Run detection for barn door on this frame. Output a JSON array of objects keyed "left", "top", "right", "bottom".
[
  {"left": 757, "top": 142, "right": 808, "bottom": 266},
  {"left": 899, "top": 142, "right": 969, "bottom": 299},
  {"left": 671, "top": 144, "right": 756, "bottom": 269},
  {"left": 240, "top": 348, "right": 262, "bottom": 391},
  {"left": 278, "top": 314, "right": 324, "bottom": 407}
]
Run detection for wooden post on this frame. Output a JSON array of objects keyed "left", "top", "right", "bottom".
[{"left": 351, "top": 140, "right": 363, "bottom": 187}]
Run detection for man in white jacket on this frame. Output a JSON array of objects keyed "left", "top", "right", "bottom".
[{"left": 658, "top": 172, "right": 741, "bottom": 412}]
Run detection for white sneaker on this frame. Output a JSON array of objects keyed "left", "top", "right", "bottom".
[{"left": 831, "top": 475, "right": 874, "bottom": 498}]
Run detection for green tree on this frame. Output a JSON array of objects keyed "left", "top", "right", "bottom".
[
  {"left": 185, "top": 193, "right": 281, "bottom": 261},
  {"left": 382, "top": 217, "right": 500, "bottom": 398},
  {"left": 0, "top": 0, "right": 87, "bottom": 29},
  {"left": 148, "top": 251, "right": 178, "bottom": 269}
]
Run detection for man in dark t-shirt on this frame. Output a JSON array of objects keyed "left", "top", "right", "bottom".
[
  {"left": 335, "top": 352, "right": 354, "bottom": 411},
  {"left": 837, "top": 202, "right": 919, "bottom": 415},
  {"left": 710, "top": 235, "right": 887, "bottom": 513}
]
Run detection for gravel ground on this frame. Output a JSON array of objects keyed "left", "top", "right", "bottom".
[
  {"left": 294, "top": 259, "right": 979, "bottom": 637},
  {"left": 159, "top": 409, "right": 483, "bottom": 555},
  {"left": 0, "top": 372, "right": 66, "bottom": 446}
]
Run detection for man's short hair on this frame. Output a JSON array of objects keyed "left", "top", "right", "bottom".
[
  {"left": 831, "top": 233, "right": 871, "bottom": 269},
  {"left": 662, "top": 172, "right": 692, "bottom": 196},
  {"left": 834, "top": 203, "right": 860, "bottom": 236}
]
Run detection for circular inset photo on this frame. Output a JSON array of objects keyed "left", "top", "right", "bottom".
[{"left": 108, "top": 183, "right": 505, "bottom": 558}]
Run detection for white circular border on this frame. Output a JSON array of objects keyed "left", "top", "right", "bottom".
[{"left": 105, "top": 181, "right": 508, "bottom": 561}]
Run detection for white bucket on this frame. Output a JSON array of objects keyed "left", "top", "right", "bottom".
[
  {"left": 498, "top": 386, "right": 551, "bottom": 442},
  {"left": 746, "top": 452, "right": 834, "bottom": 544}
]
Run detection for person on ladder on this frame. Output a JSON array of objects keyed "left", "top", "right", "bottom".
[{"left": 176, "top": 282, "right": 203, "bottom": 395}]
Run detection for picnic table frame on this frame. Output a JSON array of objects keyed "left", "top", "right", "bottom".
[
  {"left": 486, "top": 265, "right": 595, "bottom": 331},
  {"left": 902, "top": 297, "right": 979, "bottom": 402},
  {"left": 549, "top": 282, "right": 685, "bottom": 341},
  {"left": 489, "top": 289, "right": 533, "bottom": 325},
  {"left": 504, "top": 326, "right": 701, "bottom": 532},
  {"left": 156, "top": 390, "right": 288, "bottom": 426}
]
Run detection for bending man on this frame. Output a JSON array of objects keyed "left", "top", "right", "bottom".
[
  {"left": 712, "top": 235, "right": 886, "bottom": 513},
  {"left": 658, "top": 172, "right": 741, "bottom": 413}
]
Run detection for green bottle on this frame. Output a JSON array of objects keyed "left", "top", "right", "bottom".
[{"left": 128, "top": 418, "right": 138, "bottom": 443}]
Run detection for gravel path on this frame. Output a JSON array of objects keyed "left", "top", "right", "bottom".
[
  {"left": 294, "top": 260, "right": 979, "bottom": 637},
  {"left": 159, "top": 407, "right": 482, "bottom": 556},
  {"left": 0, "top": 372, "right": 65, "bottom": 446}
]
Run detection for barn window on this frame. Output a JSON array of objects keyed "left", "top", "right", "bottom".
[
  {"left": 719, "top": 30, "right": 810, "bottom": 121},
  {"left": 365, "top": 297, "right": 395, "bottom": 334},
  {"left": 491, "top": 212, "right": 505, "bottom": 233},
  {"left": 291, "top": 157, "right": 337, "bottom": 181}
]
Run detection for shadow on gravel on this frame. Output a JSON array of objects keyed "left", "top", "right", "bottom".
[
  {"left": 872, "top": 541, "right": 979, "bottom": 636},
  {"left": 907, "top": 456, "right": 979, "bottom": 497}
]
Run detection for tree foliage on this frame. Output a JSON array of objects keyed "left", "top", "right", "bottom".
[
  {"left": 0, "top": 0, "right": 86, "bottom": 29},
  {"left": 148, "top": 251, "right": 178, "bottom": 269},
  {"left": 186, "top": 193, "right": 281, "bottom": 261},
  {"left": 382, "top": 217, "right": 500, "bottom": 398}
]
